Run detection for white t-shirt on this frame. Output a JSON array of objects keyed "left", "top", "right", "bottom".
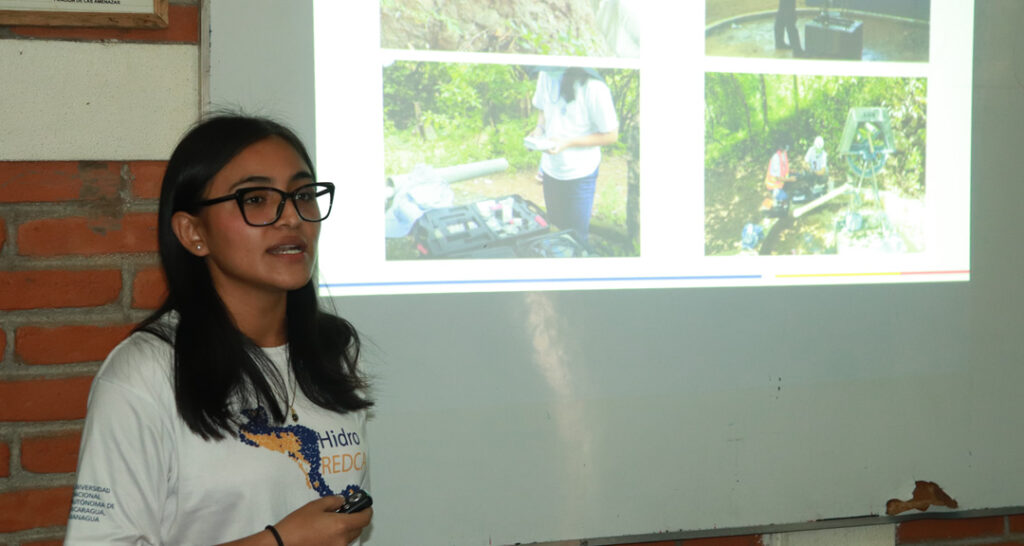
[
  {"left": 533, "top": 70, "right": 619, "bottom": 180},
  {"left": 65, "top": 332, "right": 369, "bottom": 545}
]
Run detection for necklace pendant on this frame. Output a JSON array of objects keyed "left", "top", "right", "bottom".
[{"left": 291, "top": 410, "right": 299, "bottom": 422}]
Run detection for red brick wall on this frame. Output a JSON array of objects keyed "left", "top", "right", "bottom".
[
  {"left": 895, "top": 515, "right": 1024, "bottom": 545},
  {"left": 0, "top": 158, "right": 169, "bottom": 544},
  {"left": 0, "top": 3, "right": 191, "bottom": 544}
]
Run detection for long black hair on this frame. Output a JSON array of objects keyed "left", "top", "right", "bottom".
[
  {"left": 559, "top": 67, "right": 604, "bottom": 103},
  {"left": 136, "top": 114, "right": 372, "bottom": 440}
]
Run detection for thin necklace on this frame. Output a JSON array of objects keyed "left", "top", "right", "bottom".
[{"left": 286, "top": 363, "right": 299, "bottom": 422}]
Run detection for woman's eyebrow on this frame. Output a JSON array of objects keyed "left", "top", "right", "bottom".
[
  {"left": 291, "top": 171, "right": 315, "bottom": 182},
  {"left": 227, "top": 171, "right": 314, "bottom": 191}
]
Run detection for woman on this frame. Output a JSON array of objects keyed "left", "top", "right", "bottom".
[
  {"left": 65, "top": 115, "right": 374, "bottom": 545},
  {"left": 529, "top": 67, "right": 619, "bottom": 245}
]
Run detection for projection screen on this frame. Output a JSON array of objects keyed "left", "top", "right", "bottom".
[{"left": 313, "top": 1, "right": 971, "bottom": 297}]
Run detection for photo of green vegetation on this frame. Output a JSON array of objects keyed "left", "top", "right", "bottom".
[
  {"left": 383, "top": 61, "right": 640, "bottom": 259},
  {"left": 380, "top": 0, "right": 640, "bottom": 57},
  {"left": 704, "top": 73, "right": 927, "bottom": 256}
]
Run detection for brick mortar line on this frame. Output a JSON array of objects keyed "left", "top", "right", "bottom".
[
  {"left": 122, "top": 267, "right": 155, "bottom": 312},
  {"left": 0, "top": 306, "right": 148, "bottom": 325},
  {"left": 1, "top": 421, "right": 86, "bottom": 447},
  {"left": 1, "top": 324, "right": 9, "bottom": 362},
  {"left": 0, "top": 526, "right": 70, "bottom": 546},
  {"left": 0, "top": 465, "right": 76, "bottom": 493},
  {"left": 0, "top": 199, "right": 157, "bottom": 214},
  {"left": 6, "top": 467, "right": 80, "bottom": 487},
  {"left": 0, "top": 262, "right": 156, "bottom": 275},
  {"left": 0, "top": 254, "right": 160, "bottom": 269},
  {"left": 0, "top": 361, "right": 103, "bottom": 377},
  {"left": 0, "top": 422, "right": 82, "bottom": 437}
]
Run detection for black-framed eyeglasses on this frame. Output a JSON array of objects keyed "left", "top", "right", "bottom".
[{"left": 195, "top": 182, "right": 335, "bottom": 227}]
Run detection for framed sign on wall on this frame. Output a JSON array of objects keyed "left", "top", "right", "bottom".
[{"left": 0, "top": 0, "right": 167, "bottom": 28}]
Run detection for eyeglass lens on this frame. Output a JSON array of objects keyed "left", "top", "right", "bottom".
[{"left": 240, "top": 184, "right": 333, "bottom": 226}]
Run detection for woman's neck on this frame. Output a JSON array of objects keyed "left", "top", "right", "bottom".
[{"left": 216, "top": 287, "right": 289, "bottom": 347}]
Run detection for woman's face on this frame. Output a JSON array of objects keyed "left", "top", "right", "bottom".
[{"left": 175, "top": 136, "right": 321, "bottom": 302}]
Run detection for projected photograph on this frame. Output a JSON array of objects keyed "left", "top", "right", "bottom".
[
  {"left": 704, "top": 73, "right": 927, "bottom": 256},
  {"left": 382, "top": 61, "right": 640, "bottom": 260},
  {"left": 705, "top": 0, "right": 930, "bottom": 61},
  {"left": 380, "top": 0, "right": 640, "bottom": 58}
]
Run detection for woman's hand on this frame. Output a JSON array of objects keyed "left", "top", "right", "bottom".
[
  {"left": 273, "top": 496, "right": 373, "bottom": 545},
  {"left": 546, "top": 140, "right": 568, "bottom": 155},
  {"left": 545, "top": 130, "right": 619, "bottom": 156}
]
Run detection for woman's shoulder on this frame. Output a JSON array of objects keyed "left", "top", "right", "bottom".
[
  {"left": 582, "top": 77, "right": 613, "bottom": 96},
  {"left": 94, "top": 329, "right": 175, "bottom": 394}
]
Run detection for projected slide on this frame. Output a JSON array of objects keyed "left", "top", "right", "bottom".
[{"left": 313, "top": 1, "right": 971, "bottom": 296}]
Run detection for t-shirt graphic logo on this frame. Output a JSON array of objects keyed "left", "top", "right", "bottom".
[{"left": 238, "top": 406, "right": 335, "bottom": 495}]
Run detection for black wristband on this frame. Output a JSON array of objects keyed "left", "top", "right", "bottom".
[{"left": 265, "top": 524, "right": 284, "bottom": 546}]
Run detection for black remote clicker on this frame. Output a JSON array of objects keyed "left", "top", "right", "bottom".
[{"left": 336, "top": 490, "right": 373, "bottom": 513}]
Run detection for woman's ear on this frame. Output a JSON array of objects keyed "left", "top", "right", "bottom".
[{"left": 171, "top": 211, "right": 209, "bottom": 257}]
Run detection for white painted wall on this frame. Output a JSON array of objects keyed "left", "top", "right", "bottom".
[
  {"left": 0, "top": 40, "right": 198, "bottom": 160},
  {"left": 1, "top": 1, "right": 1006, "bottom": 544},
  {"left": 0, "top": 8, "right": 909, "bottom": 546},
  {"left": 205, "top": 2, "right": 1024, "bottom": 545},
  {"left": 206, "top": 0, "right": 316, "bottom": 162}
]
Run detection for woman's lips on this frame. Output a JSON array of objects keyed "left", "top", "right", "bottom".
[{"left": 267, "top": 241, "right": 307, "bottom": 255}]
